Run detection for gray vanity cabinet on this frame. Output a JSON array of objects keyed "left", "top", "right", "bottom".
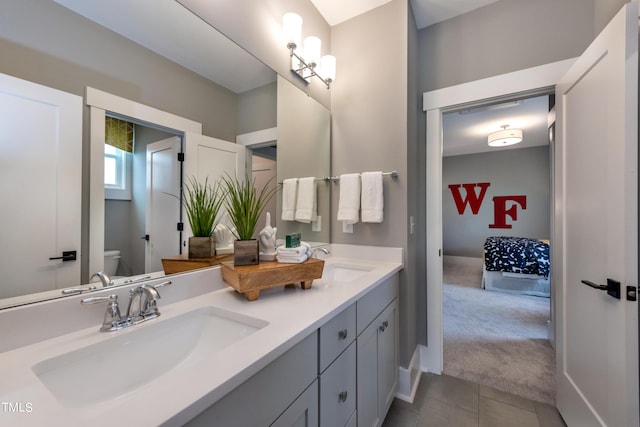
[
  {"left": 185, "top": 333, "right": 318, "bottom": 427},
  {"left": 185, "top": 273, "right": 399, "bottom": 427},
  {"left": 356, "top": 275, "right": 399, "bottom": 427}
]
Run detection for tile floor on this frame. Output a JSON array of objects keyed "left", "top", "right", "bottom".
[{"left": 382, "top": 373, "right": 566, "bottom": 427}]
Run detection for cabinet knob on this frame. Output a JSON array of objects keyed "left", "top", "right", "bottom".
[
  {"left": 379, "top": 325, "right": 386, "bottom": 332},
  {"left": 382, "top": 320, "right": 389, "bottom": 328},
  {"left": 338, "top": 329, "right": 348, "bottom": 340},
  {"left": 338, "top": 391, "right": 348, "bottom": 403}
]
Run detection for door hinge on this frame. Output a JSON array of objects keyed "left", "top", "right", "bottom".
[
  {"left": 177, "top": 222, "right": 184, "bottom": 231},
  {"left": 177, "top": 152, "right": 185, "bottom": 162}
]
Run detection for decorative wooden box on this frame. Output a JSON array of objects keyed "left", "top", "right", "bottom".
[
  {"left": 161, "top": 253, "right": 232, "bottom": 275},
  {"left": 220, "top": 258, "right": 325, "bottom": 301}
]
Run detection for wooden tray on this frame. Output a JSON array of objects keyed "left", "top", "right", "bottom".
[
  {"left": 220, "top": 258, "right": 325, "bottom": 301},
  {"left": 162, "top": 253, "right": 232, "bottom": 275}
]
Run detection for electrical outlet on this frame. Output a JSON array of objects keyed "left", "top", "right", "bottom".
[
  {"left": 312, "top": 216, "right": 321, "bottom": 232},
  {"left": 409, "top": 216, "right": 415, "bottom": 235},
  {"left": 342, "top": 222, "right": 353, "bottom": 233}
]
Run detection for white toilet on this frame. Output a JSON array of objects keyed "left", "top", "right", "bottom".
[{"left": 104, "top": 250, "right": 121, "bottom": 277}]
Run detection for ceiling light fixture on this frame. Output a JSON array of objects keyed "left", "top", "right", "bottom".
[
  {"left": 283, "top": 12, "right": 336, "bottom": 89},
  {"left": 488, "top": 124, "right": 523, "bottom": 147}
]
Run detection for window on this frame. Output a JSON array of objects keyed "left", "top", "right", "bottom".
[{"left": 104, "top": 116, "right": 133, "bottom": 200}]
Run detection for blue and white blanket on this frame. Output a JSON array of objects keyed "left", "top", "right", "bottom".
[{"left": 483, "top": 236, "right": 550, "bottom": 278}]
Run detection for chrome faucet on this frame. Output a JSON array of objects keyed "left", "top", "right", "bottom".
[
  {"left": 310, "top": 247, "right": 330, "bottom": 258},
  {"left": 90, "top": 271, "right": 114, "bottom": 288},
  {"left": 81, "top": 280, "right": 172, "bottom": 332},
  {"left": 127, "top": 284, "right": 162, "bottom": 324}
]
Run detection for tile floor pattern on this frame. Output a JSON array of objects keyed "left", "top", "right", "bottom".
[{"left": 382, "top": 373, "right": 566, "bottom": 427}]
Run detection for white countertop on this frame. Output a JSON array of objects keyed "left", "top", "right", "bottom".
[{"left": 0, "top": 245, "right": 402, "bottom": 426}]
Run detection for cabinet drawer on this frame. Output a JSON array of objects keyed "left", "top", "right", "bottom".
[
  {"left": 319, "top": 341, "right": 356, "bottom": 427},
  {"left": 319, "top": 303, "right": 355, "bottom": 373},
  {"left": 357, "top": 274, "right": 399, "bottom": 335}
]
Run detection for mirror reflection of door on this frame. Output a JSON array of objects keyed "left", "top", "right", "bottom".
[
  {"left": 103, "top": 118, "right": 182, "bottom": 277},
  {"left": 0, "top": 73, "right": 82, "bottom": 299},
  {"left": 146, "top": 136, "right": 182, "bottom": 273},
  {"left": 251, "top": 145, "right": 277, "bottom": 237}
]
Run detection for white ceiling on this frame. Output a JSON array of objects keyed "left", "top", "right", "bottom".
[
  {"left": 312, "top": 0, "right": 501, "bottom": 28},
  {"left": 442, "top": 95, "right": 550, "bottom": 157}
]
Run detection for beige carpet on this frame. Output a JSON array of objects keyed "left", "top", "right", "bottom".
[{"left": 443, "top": 257, "right": 555, "bottom": 405}]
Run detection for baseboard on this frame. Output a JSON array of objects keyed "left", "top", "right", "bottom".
[
  {"left": 419, "top": 344, "right": 442, "bottom": 375},
  {"left": 395, "top": 346, "right": 422, "bottom": 403}
]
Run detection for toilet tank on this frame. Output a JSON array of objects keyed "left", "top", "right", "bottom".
[{"left": 103, "top": 250, "right": 121, "bottom": 276}]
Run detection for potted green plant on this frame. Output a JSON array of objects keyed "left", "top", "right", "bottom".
[
  {"left": 220, "top": 173, "right": 279, "bottom": 265},
  {"left": 183, "top": 176, "right": 226, "bottom": 258}
]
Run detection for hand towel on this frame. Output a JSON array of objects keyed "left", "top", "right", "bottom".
[
  {"left": 281, "top": 178, "right": 298, "bottom": 221},
  {"left": 337, "top": 173, "right": 360, "bottom": 224},
  {"left": 294, "top": 177, "right": 317, "bottom": 223},
  {"left": 276, "top": 241, "right": 311, "bottom": 256},
  {"left": 277, "top": 253, "right": 309, "bottom": 263},
  {"left": 361, "top": 171, "right": 384, "bottom": 223}
]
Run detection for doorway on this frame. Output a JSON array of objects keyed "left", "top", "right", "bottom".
[
  {"left": 440, "top": 94, "right": 554, "bottom": 403},
  {"left": 421, "top": 58, "right": 575, "bottom": 377},
  {"left": 103, "top": 118, "right": 182, "bottom": 277}
]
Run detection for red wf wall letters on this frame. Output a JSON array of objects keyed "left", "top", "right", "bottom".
[{"left": 448, "top": 182, "right": 526, "bottom": 229}]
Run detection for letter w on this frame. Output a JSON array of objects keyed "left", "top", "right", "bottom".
[{"left": 448, "top": 183, "right": 491, "bottom": 215}]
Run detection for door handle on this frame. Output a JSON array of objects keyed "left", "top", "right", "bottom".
[
  {"left": 49, "top": 250, "right": 77, "bottom": 262},
  {"left": 581, "top": 278, "right": 621, "bottom": 299}
]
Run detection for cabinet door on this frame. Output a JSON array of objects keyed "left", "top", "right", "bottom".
[
  {"left": 377, "top": 299, "right": 398, "bottom": 418},
  {"left": 357, "top": 299, "right": 398, "bottom": 427},
  {"left": 272, "top": 380, "right": 319, "bottom": 427},
  {"left": 357, "top": 314, "right": 381, "bottom": 427}
]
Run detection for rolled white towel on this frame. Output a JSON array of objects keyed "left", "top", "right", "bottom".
[
  {"left": 277, "top": 253, "right": 309, "bottom": 263},
  {"left": 277, "top": 241, "right": 311, "bottom": 256}
]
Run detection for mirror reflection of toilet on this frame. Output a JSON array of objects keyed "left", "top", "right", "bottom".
[{"left": 103, "top": 250, "right": 122, "bottom": 278}]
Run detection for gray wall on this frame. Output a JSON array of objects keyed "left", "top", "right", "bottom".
[
  {"left": 443, "top": 146, "right": 551, "bottom": 257},
  {"left": 237, "top": 82, "right": 277, "bottom": 135},
  {"left": 418, "top": 0, "right": 595, "bottom": 92},
  {"left": 595, "top": 0, "right": 629, "bottom": 34},
  {"left": 331, "top": 0, "right": 414, "bottom": 365}
]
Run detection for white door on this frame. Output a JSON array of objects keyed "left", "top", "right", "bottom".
[
  {"left": 183, "top": 131, "right": 246, "bottom": 246},
  {"left": 0, "top": 73, "right": 82, "bottom": 299},
  {"left": 146, "top": 137, "right": 181, "bottom": 273},
  {"left": 555, "top": 2, "right": 638, "bottom": 426}
]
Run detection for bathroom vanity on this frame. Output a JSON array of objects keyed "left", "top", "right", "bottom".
[{"left": 0, "top": 245, "right": 402, "bottom": 426}]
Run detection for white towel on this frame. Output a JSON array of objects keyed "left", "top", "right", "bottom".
[
  {"left": 277, "top": 253, "right": 309, "bottom": 263},
  {"left": 294, "top": 177, "right": 317, "bottom": 223},
  {"left": 281, "top": 178, "right": 298, "bottom": 221},
  {"left": 361, "top": 171, "right": 384, "bottom": 223},
  {"left": 277, "top": 241, "right": 311, "bottom": 256},
  {"left": 337, "top": 173, "right": 360, "bottom": 224}
]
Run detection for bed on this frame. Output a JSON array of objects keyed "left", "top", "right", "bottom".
[{"left": 482, "top": 236, "right": 551, "bottom": 297}]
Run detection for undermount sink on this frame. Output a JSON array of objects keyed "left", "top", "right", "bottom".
[
  {"left": 322, "top": 263, "right": 374, "bottom": 282},
  {"left": 32, "top": 306, "right": 267, "bottom": 408}
]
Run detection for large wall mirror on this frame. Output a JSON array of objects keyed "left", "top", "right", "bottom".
[{"left": 0, "top": 0, "right": 330, "bottom": 309}]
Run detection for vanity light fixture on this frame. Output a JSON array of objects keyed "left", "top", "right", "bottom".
[
  {"left": 283, "top": 12, "right": 336, "bottom": 89},
  {"left": 488, "top": 124, "right": 523, "bottom": 147}
]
